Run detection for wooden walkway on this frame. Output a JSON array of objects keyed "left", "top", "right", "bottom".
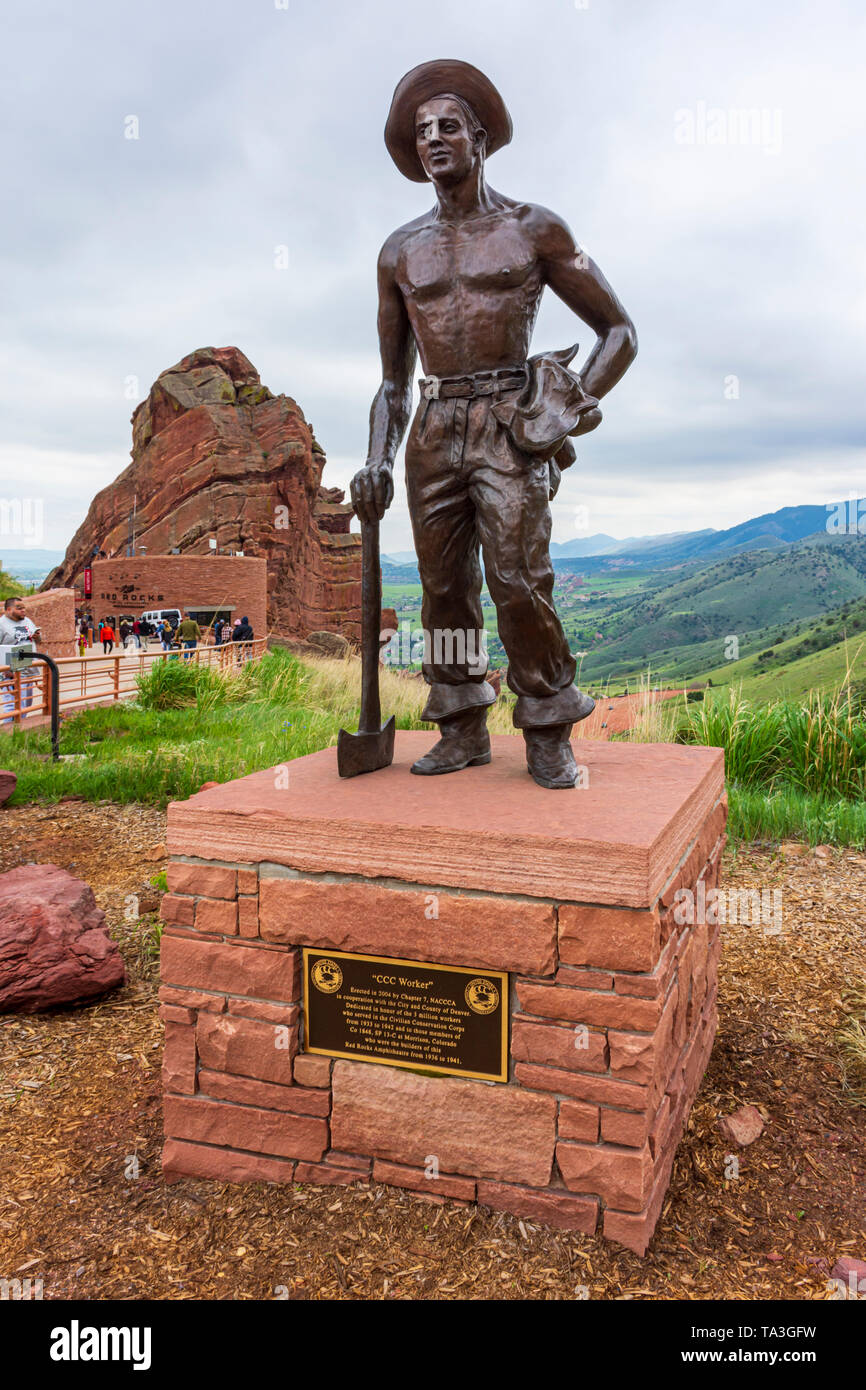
[{"left": 1, "top": 638, "right": 268, "bottom": 728}]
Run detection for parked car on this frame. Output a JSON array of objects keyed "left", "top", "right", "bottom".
[{"left": 141, "top": 608, "right": 181, "bottom": 630}]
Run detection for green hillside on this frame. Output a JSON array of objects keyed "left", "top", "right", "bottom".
[
  {"left": 579, "top": 535, "right": 866, "bottom": 682},
  {"left": 699, "top": 594, "right": 866, "bottom": 700}
]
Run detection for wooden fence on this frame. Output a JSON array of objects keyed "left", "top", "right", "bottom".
[{"left": 0, "top": 638, "right": 268, "bottom": 727}]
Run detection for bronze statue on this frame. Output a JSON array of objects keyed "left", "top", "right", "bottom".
[{"left": 350, "top": 59, "right": 637, "bottom": 789}]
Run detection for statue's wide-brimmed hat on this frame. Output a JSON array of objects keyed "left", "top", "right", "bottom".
[{"left": 385, "top": 59, "right": 512, "bottom": 182}]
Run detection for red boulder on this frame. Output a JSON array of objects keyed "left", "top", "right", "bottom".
[
  {"left": 0, "top": 771, "right": 16, "bottom": 806},
  {"left": 0, "top": 864, "right": 125, "bottom": 1013}
]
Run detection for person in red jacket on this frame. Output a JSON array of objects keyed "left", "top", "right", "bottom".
[{"left": 99, "top": 621, "right": 116, "bottom": 654}]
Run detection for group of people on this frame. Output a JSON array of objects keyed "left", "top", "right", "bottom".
[
  {"left": 77, "top": 612, "right": 255, "bottom": 658},
  {"left": 213, "top": 616, "right": 255, "bottom": 647},
  {"left": 84, "top": 616, "right": 155, "bottom": 655}
]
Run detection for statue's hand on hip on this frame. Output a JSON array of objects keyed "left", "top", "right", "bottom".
[{"left": 350, "top": 460, "right": 394, "bottom": 524}]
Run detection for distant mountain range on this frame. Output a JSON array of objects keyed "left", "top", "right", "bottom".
[
  {"left": 1, "top": 548, "right": 66, "bottom": 584},
  {"left": 384, "top": 502, "right": 859, "bottom": 579}
]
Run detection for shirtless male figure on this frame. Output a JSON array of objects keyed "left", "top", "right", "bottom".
[{"left": 351, "top": 60, "right": 637, "bottom": 788}]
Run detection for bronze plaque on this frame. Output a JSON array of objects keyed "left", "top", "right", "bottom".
[{"left": 302, "top": 948, "right": 508, "bottom": 1083}]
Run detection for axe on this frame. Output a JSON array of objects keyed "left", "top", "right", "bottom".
[{"left": 337, "top": 517, "right": 395, "bottom": 777}]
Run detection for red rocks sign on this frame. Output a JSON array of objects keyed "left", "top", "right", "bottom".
[{"left": 44, "top": 347, "right": 361, "bottom": 641}]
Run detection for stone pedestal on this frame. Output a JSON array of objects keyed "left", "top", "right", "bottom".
[{"left": 160, "top": 733, "right": 726, "bottom": 1255}]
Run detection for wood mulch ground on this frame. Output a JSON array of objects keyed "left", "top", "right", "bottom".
[{"left": 0, "top": 803, "right": 863, "bottom": 1301}]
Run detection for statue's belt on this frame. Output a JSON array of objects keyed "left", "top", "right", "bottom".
[
  {"left": 417, "top": 346, "right": 599, "bottom": 467},
  {"left": 418, "top": 366, "right": 528, "bottom": 400}
]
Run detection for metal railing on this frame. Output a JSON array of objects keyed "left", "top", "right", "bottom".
[{"left": 1, "top": 637, "right": 268, "bottom": 727}]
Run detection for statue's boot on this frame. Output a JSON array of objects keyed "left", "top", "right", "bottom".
[
  {"left": 523, "top": 722, "right": 580, "bottom": 789},
  {"left": 410, "top": 707, "right": 491, "bottom": 776}
]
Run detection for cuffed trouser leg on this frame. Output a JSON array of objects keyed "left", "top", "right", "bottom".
[{"left": 465, "top": 407, "right": 587, "bottom": 727}]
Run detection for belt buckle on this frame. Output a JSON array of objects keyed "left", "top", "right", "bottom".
[
  {"left": 423, "top": 375, "right": 440, "bottom": 401},
  {"left": 470, "top": 372, "right": 494, "bottom": 399}
]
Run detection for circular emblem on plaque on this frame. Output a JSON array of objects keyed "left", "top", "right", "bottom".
[
  {"left": 311, "top": 958, "right": 343, "bottom": 994},
  {"left": 465, "top": 978, "right": 499, "bottom": 1014}
]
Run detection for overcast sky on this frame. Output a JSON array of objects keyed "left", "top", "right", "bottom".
[{"left": 1, "top": 0, "right": 864, "bottom": 555}]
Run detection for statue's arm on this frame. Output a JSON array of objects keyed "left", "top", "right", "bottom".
[
  {"left": 351, "top": 233, "right": 417, "bottom": 523},
  {"left": 533, "top": 207, "right": 637, "bottom": 414}
]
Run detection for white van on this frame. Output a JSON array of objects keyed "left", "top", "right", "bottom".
[{"left": 141, "top": 608, "right": 182, "bottom": 629}]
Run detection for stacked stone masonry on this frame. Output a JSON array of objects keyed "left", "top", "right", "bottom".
[{"left": 160, "top": 793, "right": 726, "bottom": 1255}]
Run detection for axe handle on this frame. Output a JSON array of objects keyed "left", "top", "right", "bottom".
[{"left": 359, "top": 518, "right": 383, "bottom": 733}]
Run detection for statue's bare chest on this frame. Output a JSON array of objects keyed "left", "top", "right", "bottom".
[{"left": 397, "top": 217, "right": 540, "bottom": 306}]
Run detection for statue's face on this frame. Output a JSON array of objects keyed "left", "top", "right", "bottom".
[{"left": 415, "top": 96, "right": 483, "bottom": 184}]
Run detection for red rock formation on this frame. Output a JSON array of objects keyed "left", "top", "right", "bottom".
[
  {"left": 44, "top": 347, "right": 361, "bottom": 641},
  {"left": 0, "top": 863, "right": 125, "bottom": 1012}
]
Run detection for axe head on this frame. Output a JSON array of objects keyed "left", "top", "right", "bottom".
[{"left": 337, "top": 715, "right": 396, "bottom": 778}]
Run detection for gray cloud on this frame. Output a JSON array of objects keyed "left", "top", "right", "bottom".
[{"left": 1, "top": 0, "right": 863, "bottom": 554}]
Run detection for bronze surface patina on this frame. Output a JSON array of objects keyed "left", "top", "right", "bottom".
[
  {"left": 350, "top": 59, "right": 637, "bottom": 789},
  {"left": 303, "top": 947, "right": 509, "bottom": 1083}
]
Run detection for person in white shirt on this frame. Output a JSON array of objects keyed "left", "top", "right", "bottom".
[{"left": 0, "top": 596, "right": 41, "bottom": 723}]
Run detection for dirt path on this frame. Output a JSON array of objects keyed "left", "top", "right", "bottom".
[
  {"left": 576, "top": 690, "right": 684, "bottom": 740},
  {"left": 0, "top": 805, "right": 863, "bottom": 1300}
]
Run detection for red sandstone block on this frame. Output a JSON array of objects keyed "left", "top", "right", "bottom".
[
  {"left": 163, "top": 1137, "right": 295, "bottom": 1185},
  {"left": 294, "top": 1054, "right": 332, "bottom": 1087},
  {"left": 511, "top": 1016, "right": 608, "bottom": 1074},
  {"left": 161, "top": 925, "right": 222, "bottom": 943},
  {"left": 196, "top": 1012, "right": 297, "bottom": 1085},
  {"left": 608, "top": 987, "right": 679, "bottom": 1090},
  {"left": 331, "top": 1060, "right": 556, "bottom": 1187},
  {"left": 600, "top": 1109, "right": 649, "bottom": 1148},
  {"left": 557, "top": 1140, "right": 654, "bottom": 1212},
  {"left": 477, "top": 1181, "right": 598, "bottom": 1235},
  {"left": 259, "top": 876, "right": 556, "bottom": 976},
  {"left": 327, "top": 1150, "right": 370, "bottom": 1169},
  {"left": 161, "top": 935, "right": 300, "bottom": 1002},
  {"left": 558, "top": 1100, "right": 599, "bottom": 1142},
  {"left": 160, "top": 894, "right": 195, "bottom": 928},
  {"left": 228, "top": 997, "right": 297, "bottom": 1025},
  {"left": 613, "top": 933, "right": 677, "bottom": 999},
  {"left": 553, "top": 965, "right": 614, "bottom": 990},
  {"left": 603, "top": 1145, "right": 675, "bottom": 1256},
  {"left": 673, "top": 933, "right": 693, "bottom": 1048},
  {"left": 238, "top": 897, "right": 259, "bottom": 938},
  {"left": 167, "top": 862, "right": 237, "bottom": 899},
  {"left": 159, "top": 984, "right": 226, "bottom": 1013},
  {"left": 690, "top": 919, "right": 709, "bottom": 1014},
  {"left": 558, "top": 903, "right": 660, "bottom": 972},
  {"left": 514, "top": 1061, "right": 650, "bottom": 1112},
  {"left": 373, "top": 1158, "right": 476, "bottom": 1201},
  {"left": 516, "top": 980, "right": 661, "bottom": 1032},
  {"left": 659, "top": 802, "right": 728, "bottom": 910},
  {"left": 682, "top": 1015, "right": 714, "bottom": 1099},
  {"left": 237, "top": 868, "right": 258, "bottom": 895},
  {"left": 198, "top": 1069, "right": 329, "bottom": 1115},
  {"left": 164, "top": 1095, "right": 327, "bottom": 1161},
  {"left": 295, "top": 1161, "right": 369, "bottom": 1186},
  {"left": 159, "top": 1003, "right": 194, "bottom": 1025},
  {"left": 608, "top": 1030, "right": 655, "bottom": 1085},
  {"left": 648, "top": 1095, "right": 672, "bottom": 1159},
  {"left": 195, "top": 898, "right": 238, "bottom": 936},
  {"left": 163, "top": 1022, "right": 196, "bottom": 1094}
]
